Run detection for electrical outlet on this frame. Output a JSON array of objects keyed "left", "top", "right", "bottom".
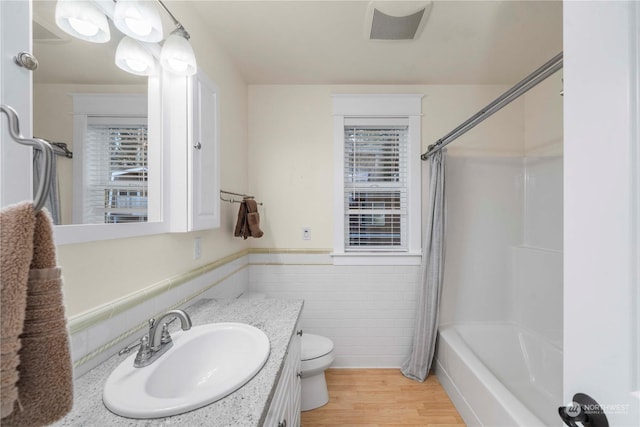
[
  {"left": 194, "top": 237, "right": 202, "bottom": 259},
  {"left": 302, "top": 227, "right": 311, "bottom": 240}
]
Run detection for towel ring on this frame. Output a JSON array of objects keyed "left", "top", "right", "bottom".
[{"left": 1, "top": 104, "right": 54, "bottom": 212}]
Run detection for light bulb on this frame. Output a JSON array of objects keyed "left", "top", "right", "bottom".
[
  {"left": 160, "top": 32, "right": 197, "bottom": 76},
  {"left": 115, "top": 36, "right": 156, "bottom": 76},
  {"left": 55, "top": 0, "right": 110, "bottom": 43},
  {"left": 125, "top": 58, "right": 148, "bottom": 73},
  {"left": 167, "top": 59, "right": 189, "bottom": 73},
  {"left": 114, "top": 0, "right": 163, "bottom": 42},
  {"left": 68, "top": 17, "right": 100, "bottom": 37},
  {"left": 125, "top": 17, "right": 152, "bottom": 37}
]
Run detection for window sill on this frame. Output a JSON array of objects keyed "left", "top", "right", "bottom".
[{"left": 330, "top": 252, "right": 422, "bottom": 266}]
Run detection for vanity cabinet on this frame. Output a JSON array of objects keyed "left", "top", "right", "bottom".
[
  {"left": 168, "top": 70, "right": 220, "bottom": 232},
  {"left": 264, "top": 324, "right": 302, "bottom": 427}
]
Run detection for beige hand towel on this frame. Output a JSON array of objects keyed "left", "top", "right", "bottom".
[
  {"left": 1, "top": 203, "right": 34, "bottom": 418},
  {"left": 1, "top": 203, "right": 73, "bottom": 426}
]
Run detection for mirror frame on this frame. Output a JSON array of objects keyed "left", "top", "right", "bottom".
[{"left": 53, "top": 74, "right": 169, "bottom": 245}]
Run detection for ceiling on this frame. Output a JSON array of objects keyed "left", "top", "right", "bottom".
[
  {"left": 32, "top": 0, "right": 563, "bottom": 86},
  {"left": 191, "top": 0, "right": 563, "bottom": 85}
]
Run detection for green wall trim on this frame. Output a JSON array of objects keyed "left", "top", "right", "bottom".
[
  {"left": 68, "top": 249, "right": 250, "bottom": 335},
  {"left": 66, "top": 248, "right": 333, "bottom": 371},
  {"left": 67, "top": 248, "right": 330, "bottom": 335}
]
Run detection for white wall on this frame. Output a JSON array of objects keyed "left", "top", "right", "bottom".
[
  {"left": 249, "top": 252, "right": 419, "bottom": 367},
  {"left": 247, "top": 84, "right": 522, "bottom": 250}
]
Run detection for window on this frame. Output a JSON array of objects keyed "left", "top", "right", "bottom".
[
  {"left": 84, "top": 117, "right": 148, "bottom": 224},
  {"left": 344, "top": 120, "right": 408, "bottom": 250},
  {"left": 333, "top": 94, "right": 422, "bottom": 265},
  {"left": 70, "top": 93, "right": 162, "bottom": 230}
]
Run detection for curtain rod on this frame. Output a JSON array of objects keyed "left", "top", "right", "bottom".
[{"left": 421, "top": 52, "right": 563, "bottom": 160}]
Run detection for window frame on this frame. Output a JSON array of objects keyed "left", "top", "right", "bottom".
[
  {"left": 83, "top": 115, "right": 149, "bottom": 224},
  {"left": 54, "top": 80, "right": 166, "bottom": 245},
  {"left": 332, "top": 94, "right": 423, "bottom": 266}
]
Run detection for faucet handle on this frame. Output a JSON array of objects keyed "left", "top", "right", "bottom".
[
  {"left": 118, "top": 340, "right": 141, "bottom": 356},
  {"left": 133, "top": 335, "right": 152, "bottom": 366},
  {"left": 160, "top": 323, "right": 173, "bottom": 345},
  {"left": 118, "top": 334, "right": 150, "bottom": 357}
]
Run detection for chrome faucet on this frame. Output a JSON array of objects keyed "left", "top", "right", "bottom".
[{"left": 119, "top": 309, "right": 192, "bottom": 368}]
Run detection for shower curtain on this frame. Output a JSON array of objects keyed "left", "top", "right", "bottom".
[
  {"left": 401, "top": 149, "right": 446, "bottom": 382},
  {"left": 33, "top": 150, "right": 61, "bottom": 225}
]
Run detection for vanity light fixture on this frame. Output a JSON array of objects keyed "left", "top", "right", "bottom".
[
  {"left": 55, "top": 0, "right": 110, "bottom": 43},
  {"left": 156, "top": 0, "right": 197, "bottom": 76},
  {"left": 160, "top": 28, "right": 197, "bottom": 76},
  {"left": 113, "top": 0, "right": 163, "bottom": 43},
  {"left": 115, "top": 36, "right": 156, "bottom": 76},
  {"left": 54, "top": 0, "right": 197, "bottom": 76}
]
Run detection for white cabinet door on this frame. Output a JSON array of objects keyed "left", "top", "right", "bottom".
[
  {"left": 1, "top": 0, "right": 33, "bottom": 208},
  {"left": 563, "top": 2, "right": 640, "bottom": 427},
  {"left": 289, "top": 326, "right": 302, "bottom": 427},
  {"left": 265, "top": 322, "right": 302, "bottom": 427},
  {"left": 188, "top": 71, "right": 220, "bottom": 231}
]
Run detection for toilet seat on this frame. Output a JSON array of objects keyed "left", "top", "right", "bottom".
[{"left": 301, "top": 334, "right": 333, "bottom": 361}]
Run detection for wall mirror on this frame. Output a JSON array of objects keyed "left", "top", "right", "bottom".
[{"left": 32, "top": 0, "right": 167, "bottom": 243}]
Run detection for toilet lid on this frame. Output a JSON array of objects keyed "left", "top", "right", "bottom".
[{"left": 301, "top": 333, "right": 334, "bottom": 361}]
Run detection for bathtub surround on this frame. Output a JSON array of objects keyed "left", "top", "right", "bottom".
[
  {"left": 434, "top": 71, "right": 563, "bottom": 425},
  {"left": 402, "top": 149, "right": 446, "bottom": 382}
]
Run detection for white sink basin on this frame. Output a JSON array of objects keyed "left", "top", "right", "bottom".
[{"left": 103, "top": 322, "right": 270, "bottom": 418}]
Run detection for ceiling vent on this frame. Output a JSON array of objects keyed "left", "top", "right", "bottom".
[{"left": 365, "top": 1, "right": 433, "bottom": 40}]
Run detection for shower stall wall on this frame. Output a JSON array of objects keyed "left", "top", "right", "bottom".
[{"left": 434, "top": 71, "right": 563, "bottom": 427}]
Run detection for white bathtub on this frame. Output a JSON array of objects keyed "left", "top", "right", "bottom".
[{"left": 435, "top": 323, "right": 562, "bottom": 427}]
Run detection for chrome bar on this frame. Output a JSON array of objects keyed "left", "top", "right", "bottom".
[
  {"left": 421, "top": 52, "right": 563, "bottom": 160},
  {"left": 1, "top": 104, "right": 54, "bottom": 212},
  {"left": 155, "top": 0, "right": 190, "bottom": 39}
]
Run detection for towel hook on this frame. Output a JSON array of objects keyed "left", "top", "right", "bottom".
[{"left": 1, "top": 104, "right": 54, "bottom": 212}]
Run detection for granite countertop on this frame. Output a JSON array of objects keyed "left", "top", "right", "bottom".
[{"left": 53, "top": 298, "right": 304, "bottom": 427}]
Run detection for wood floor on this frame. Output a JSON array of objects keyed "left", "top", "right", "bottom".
[{"left": 300, "top": 369, "right": 466, "bottom": 427}]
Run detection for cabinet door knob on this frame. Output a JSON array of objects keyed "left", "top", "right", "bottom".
[
  {"left": 278, "top": 420, "right": 287, "bottom": 427},
  {"left": 297, "top": 372, "right": 302, "bottom": 378},
  {"left": 194, "top": 142, "right": 202, "bottom": 150},
  {"left": 14, "top": 52, "right": 38, "bottom": 70},
  {"left": 297, "top": 329, "right": 303, "bottom": 336}
]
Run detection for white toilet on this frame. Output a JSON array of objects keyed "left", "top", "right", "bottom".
[
  {"left": 239, "top": 292, "right": 334, "bottom": 411},
  {"left": 300, "top": 332, "right": 335, "bottom": 411}
]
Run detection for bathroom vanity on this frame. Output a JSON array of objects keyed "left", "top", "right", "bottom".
[{"left": 52, "top": 297, "right": 304, "bottom": 426}]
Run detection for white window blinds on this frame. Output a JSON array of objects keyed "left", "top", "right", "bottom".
[
  {"left": 344, "top": 120, "right": 409, "bottom": 251},
  {"left": 84, "top": 116, "right": 148, "bottom": 224}
]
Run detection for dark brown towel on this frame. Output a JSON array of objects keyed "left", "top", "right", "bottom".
[
  {"left": 234, "top": 201, "right": 248, "bottom": 239},
  {"left": 0, "top": 203, "right": 73, "bottom": 426},
  {"left": 233, "top": 199, "right": 263, "bottom": 239},
  {"left": 245, "top": 199, "right": 263, "bottom": 238}
]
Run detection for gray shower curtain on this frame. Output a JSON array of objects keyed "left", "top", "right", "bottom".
[{"left": 401, "top": 149, "right": 446, "bottom": 382}]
